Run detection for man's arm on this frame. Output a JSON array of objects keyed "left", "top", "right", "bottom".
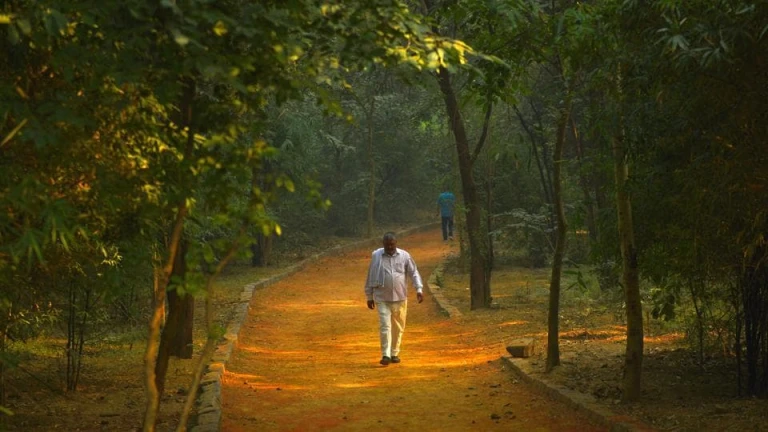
[
  {"left": 407, "top": 254, "right": 424, "bottom": 303},
  {"left": 364, "top": 251, "right": 378, "bottom": 309}
]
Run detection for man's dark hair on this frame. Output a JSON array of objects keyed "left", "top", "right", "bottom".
[{"left": 382, "top": 232, "right": 397, "bottom": 242}]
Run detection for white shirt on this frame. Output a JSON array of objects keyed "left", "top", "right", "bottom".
[{"left": 364, "top": 248, "right": 423, "bottom": 302}]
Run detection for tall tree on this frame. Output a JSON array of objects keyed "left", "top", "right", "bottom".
[
  {"left": 546, "top": 85, "right": 573, "bottom": 371},
  {"left": 420, "top": 0, "right": 510, "bottom": 309}
]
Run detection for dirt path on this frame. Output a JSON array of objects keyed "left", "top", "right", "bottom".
[{"left": 221, "top": 229, "right": 606, "bottom": 431}]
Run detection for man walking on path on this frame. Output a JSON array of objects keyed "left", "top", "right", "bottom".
[
  {"left": 437, "top": 190, "right": 456, "bottom": 241},
  {"left": 364, "top": 232, "right": 424, "bottom": 366}
]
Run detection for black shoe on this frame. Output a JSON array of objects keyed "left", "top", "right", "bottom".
[
  {"left": 391, "top": 356, "right": 401, "bottom": 364},
  {"left": 380, "top": 356, "right": 391, "bottom": 366}
]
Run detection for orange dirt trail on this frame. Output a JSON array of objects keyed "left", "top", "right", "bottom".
[{"left": 221, "top": 229, "right": 606, "bottom": 431}]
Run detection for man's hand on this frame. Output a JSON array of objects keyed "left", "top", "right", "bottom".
[
  {"left": 416, "top": 292, "right": 424, "bottom": 303},
  {"left": 367, "top": 300, "right": 375, "bottom": 310}
]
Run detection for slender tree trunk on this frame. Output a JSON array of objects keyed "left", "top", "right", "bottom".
[
  {"left": 571, "top": 118, "right": 598, "bottom": 244},
  {"left": 485, "top": 170, "right": 494, "bottom": 274},
  {"left": 546, "top": 91, "right": 572, "bottom": 372},
  {"left": 143, "top": 77, "right": 194, "bottom": 430},
  {"left": 733, "top": 282, "right": 743, "bottom": 396},
  {"left": 529, "top": 99, "right": 556, "bottom": 209},
  {"left": 155, "top": 239, "right": 191, "bottom": 396},
  {"left": 176, "top": 236, "right": 241, "bottom": 432},
  {"left": 168, "top": 243, "right": 193, "bottom": 361},
  {"left": 514, "top": 105, "right": 554, "bottom": 210},
  {"left": 0, "top": 320, "right": 6, "bottom": 409},
  {"left": 143, "top": 268, "right": 167, "bottom": 432},
  {"left": 367, "top": 98, "right": 376, "bottom": 238},
  {"left": 66, "top": 282, "right": 74, "bottom": 391},
  {"left": 251, "top": 235, "right": 264, "bottom": 267},
  {"left": 435, "top": 67, "right": 490, "bottom": 309},
  {"left": 422, "top": 0, "right": 490, "bottom": 309},
  {"left": 73, "top": 289, "right": 90, "bottom": 391},
  {"left": 612, "top": 98, "right": 643, "bottom": 402}
]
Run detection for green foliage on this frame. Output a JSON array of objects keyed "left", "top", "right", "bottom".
[{"left": 493, "top": 208, "right": 553, "bottom": 267}]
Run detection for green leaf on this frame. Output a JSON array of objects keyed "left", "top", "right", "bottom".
[
  {"left": 15, "top": 19, "right": 31, "bottom": 35},
  {"left": 213, "top": 21, "right": 228, "bottom": 36},
  {"left": 171, "top": 28, "right": 190, "bottom": 46},
  {"left": 44, "top": 9, "right": 67, "bottom": 36},
  {"left": 202, "top": 244, "right": 215, "bottom": 263}
]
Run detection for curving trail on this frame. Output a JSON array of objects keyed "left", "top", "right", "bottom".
[{"left": 221, "top": 229, "right": 606, "bottom": 431}]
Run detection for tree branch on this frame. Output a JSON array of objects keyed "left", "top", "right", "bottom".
[{"left": 471, "top": 101, "right": 494, "bottom": 165}]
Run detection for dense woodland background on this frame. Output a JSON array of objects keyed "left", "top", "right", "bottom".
[{"left": 2, "top": 0, "right": 768, "bottom": 430}]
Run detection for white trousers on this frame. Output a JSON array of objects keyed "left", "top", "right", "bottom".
[{"left": 377, "top": 300, "right": 407, "bottom": 357}]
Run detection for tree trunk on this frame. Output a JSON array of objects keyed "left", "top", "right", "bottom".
[
  {"left": 250, "top": 159, "right": 274, "bottom": 266},
  {"left": 514, "top": 105, "right": 554, "bottom": 210},
  {"left": 66, "top": 281, "right": 75, "bottom": 391},
  {"left": 367, "top": 97, "right": 376, "bottom": 238},
  {"left": 613, "top": 114, "right": 643, "bottom": 402},
  {"left": 251, "top": 235, "right": 264, "bottom": 267},
  {"left": 571, "top": 118, "right": 598, "bottom": 244},
  {"left": 733, "top": 282, "right": 743, "bottom": 396},
  {"left": 143, "top": 77, "right": 195, "bottom": 432},
  {"left": 0, "top": 321, "right": 6, "bottom": 409},
  {"left": 176, "top": 234, "right": 242, "bottom": 432},
  {"left": 155, "top": 238, "right": 192, "bottom": 396},
  {"left": 529, "top": 99, "right": 556, "bottom": 211},
  {"left": 546, "top": 92, "right": 572, "bottom": 372},
  {"left": 72, "top": 288, "right": 90, "bottom": 392},
  {"left": 435, "top": 67, "right": 491, "bottom": 310},
  {"left": 143, "top": 268, "right": 168, "bottom": 432}
]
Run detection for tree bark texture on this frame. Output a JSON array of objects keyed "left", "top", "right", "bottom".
[
  {"left": 546, "top": 93, "right": 572, "bottom": 372},
  {"left": 613, "top": 127, "right": 643, "bottom": 402},
  {"left": 435, "top": 67, "right": 491, "bottom": 309}
]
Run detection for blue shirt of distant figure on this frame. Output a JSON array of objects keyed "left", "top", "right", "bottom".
[{"left": 438, "top": 191, "right": 456, "bottom": 217}]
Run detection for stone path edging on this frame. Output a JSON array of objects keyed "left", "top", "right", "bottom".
[
  {"left": 423, "top": 253, "right": 651, "bottom": 432},
  {"left": 502, "top": 357, "right": 650, "bottom": 431},
  {"left": 425, "top": 252, "right": 462, "bottom": 318},
  {"left": 190, "top": 222, "right": 440, "bottom": 432}
]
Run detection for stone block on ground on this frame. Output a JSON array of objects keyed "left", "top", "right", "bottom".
[
  {"left": 506, "top": 338, "right": 535, "bottom": 358},
  {"left": 190, "top": 424, "right": 220, "bottom": 432},
  {"left": 196, "top": 412, "right": 220, "bottom": 426}
]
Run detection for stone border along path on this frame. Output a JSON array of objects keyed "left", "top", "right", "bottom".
[
  {"left": 426, "top": 256, "right": 651, "bottom": 432},
  {"left": 425, "top": 253, "right": 462, "bottom": 319},
  {"left": 190, "top": 223, "right": 440, "bottom": 432}
]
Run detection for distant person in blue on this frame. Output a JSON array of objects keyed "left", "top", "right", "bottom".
[{"left": 437, "top": 191, "right": 456, "bottom": 241}]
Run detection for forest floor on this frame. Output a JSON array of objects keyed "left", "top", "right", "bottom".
[
  {"left": 439, "top": 258, "right": 768, "bottom": 432},
  {"left": 220, "top": 229, "right": 606, "bottom": 431}
]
